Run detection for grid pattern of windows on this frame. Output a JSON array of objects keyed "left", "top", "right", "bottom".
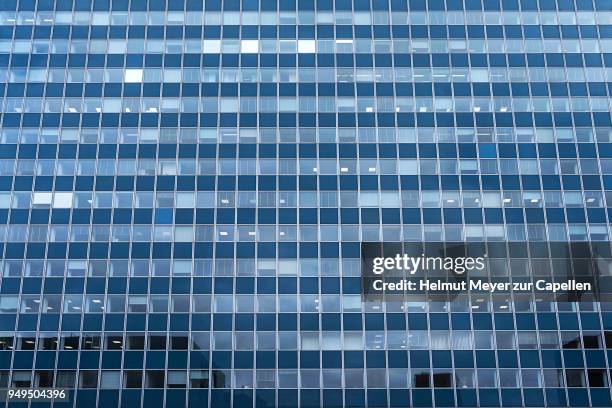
[{"left": 0, "top": 0, "right": 611, "bottom": 407}]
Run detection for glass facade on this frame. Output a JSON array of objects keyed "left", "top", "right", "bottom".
[{"left": 0, "top": 0, "right": 611, "bottom": 406}]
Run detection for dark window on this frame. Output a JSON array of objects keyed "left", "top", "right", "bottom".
[
  {"left": 433, "top": 372, "right": 452, "bottom": 388},
  {"left": 79, "top": 371, "right": 98, "bottom": 388},
  {"left": 565, "top": 370, "right": 585, "bottom": 387},
  {"left": 127, "top": 335, "right": 145, "bottom": 350},
  {"left": 145, "top": 371, "right": 165, "bottom": 388},
  {"left": 588, "top": 370, "right": 608, "bottom": 387},
  {"left": 124, "top": 371, "right": 143, "bottom": 388},
  {"left": 149, "top": 335, "right": 167, "bottom": 350},
  {"left": 414, "top": 372, "right": 430, "bottom": 388}
]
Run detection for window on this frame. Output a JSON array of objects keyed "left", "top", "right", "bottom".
[
  {"left": 240, "top": 40, "right": 259, "bottom": 53},
  {"left": 148, "top": 335, "right": 166, "bottom": 350},
  {"left": 566, "top": 370, "right": 585, "bottom": 387},
  {"left": 55, "top": 371, "right": 76, "bottom": 388},
  {"left": 0, "top": 296, "right": 18, "bottom": 313},
  {"left": 53, "top": 192, "right": 73, "bottom": 208},
  {"left": 101, "top": 372, "right": 121, "bottom": 389},
  {"left": 32, "top": 192, "right": 52, "bottom": 206},
  {"left": 123, "top": 371, "right": 142, "bottom": 388},
  {"left": 203, "top": 40, "right": 221, "bottom": 53},
  {"left": 190, "top": 371, "right": 209, "bottom": 388},
  {"left": 124, "top": 69, "right": 143, "bottom": 83},
  {"left": 12, "top": 372, "right": 32, "bottom": 388},
  {"left": 79, "top": 371, "right": 98, "bottom": 388},
  {"left": 297, "top": 40, "right": 316, "bottom": 53}
]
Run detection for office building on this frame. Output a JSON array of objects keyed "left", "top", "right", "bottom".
[{"left": 0, "top": 0, "right": 611, "bottom": 406}]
